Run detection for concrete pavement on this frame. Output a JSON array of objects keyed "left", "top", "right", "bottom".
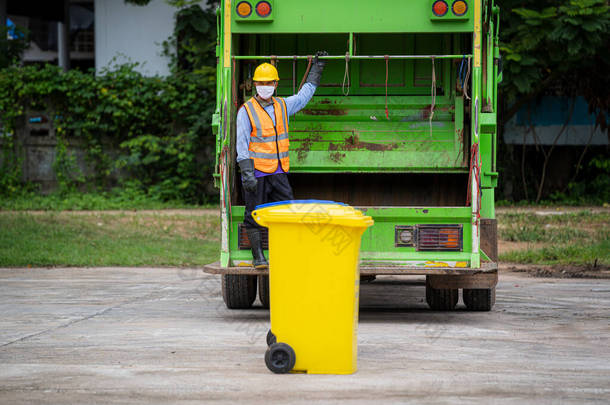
[{"left": 0, "top": 267, "right": 609, "bottom": 404}]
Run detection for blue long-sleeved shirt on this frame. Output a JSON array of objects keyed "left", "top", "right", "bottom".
[{"left": 236, "top": 83, "right": 317, "bottom": 171}]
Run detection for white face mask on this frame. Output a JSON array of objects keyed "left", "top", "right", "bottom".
[{"left": 256, "top": 85, "right": 275, "bottom": 100}]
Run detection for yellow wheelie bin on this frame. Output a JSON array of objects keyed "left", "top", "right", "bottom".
[{"left": 252, "top": 200, "right": 374, "bottom": 374}]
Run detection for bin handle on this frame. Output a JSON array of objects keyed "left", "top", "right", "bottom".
[{"left": 251, "top": 210, "right": 266, "bottom": 227}]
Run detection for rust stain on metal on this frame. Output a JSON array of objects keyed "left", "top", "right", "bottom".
[
  {"left": 421, "top": 104, "right": 450, "bottom": 120},
  {"left": 291, "top": 132, "right": 322, "bottom": 143},
  {"left": 329, "top": 151, "right": 346, "bottom": 163},
  {"left": 293, "top": 123, "right": 324, "bottom": 134},
  {"left": 319, "top": 99, "right": 332, "bottom": 104},
  {"left": 294, "top": 139, "right": 311, "bottom": 162},
  {"left": 421, "top": 104, "right": 432, "bottom": 120},
  {"left": 301, "top": 108, "right": 347, "bottom": 116},
  {"left": 338, "top": 134, "right": 400, "bottom": 151},
  {"left": 293, "top": 133, "right": 322, "bottom": 162}
]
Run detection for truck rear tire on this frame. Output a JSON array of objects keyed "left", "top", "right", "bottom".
[
  {"left": 258, "top": 275, "right": 270, "bottom": 309},
  {"left": 221, "top": 274, "right": 257, "bottom": 309},
  {"left": 463, "top": 288, "right": 495, "bottom": 311},
  {"left": 426, "top": 282, "right": 458, "bottom": 311}
]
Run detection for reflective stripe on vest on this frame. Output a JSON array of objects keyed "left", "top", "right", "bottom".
[
  {"left": 243, "top": 97, "right": 290, "bottom": 173},
  {"left": 249, "top": 151, "right": 290, "bottom": 160}
]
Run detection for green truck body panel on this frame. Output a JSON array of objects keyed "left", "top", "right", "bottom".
[
  {"left": 231, "top": 0, "right": 474, "bottom": 33},
  {"left": 289, "top": 95, "right": 464, "bottom": 172},
  {"left": 214, "top": 0, "right": 500, "bottom": 270},
  {"left": 229, "top": 206, "right": 473, "bottom": 265}
]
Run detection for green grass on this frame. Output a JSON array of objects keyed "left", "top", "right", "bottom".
[
  {"left": 0, "top": 190, "right": 218, "bottom": 211},
  {"left": 499, "top": 225, "right": 591, "bottom": 243},
  {"left": 0, "top": 212, "right": 220, "bottom": 267},
  {"left": 498, "top": 210, "right": 610, "bottom": 226},
  {"left": 0, "top": 205, "right": 607, "bottom": 268},
  {"left": 499, "top": 240, "right": 610, "bottom": 266},
  {"left": 498, "top": 210, "right": 609, "bottom": 266}
]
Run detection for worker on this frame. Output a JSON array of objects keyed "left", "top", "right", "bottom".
[{"left": 236, "top": 51, "right": 327, "bottom": 269}]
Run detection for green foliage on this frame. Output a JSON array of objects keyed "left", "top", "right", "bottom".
[
  {"left": 0, "top": 25, "right": 30, "bottom": 69},
  {"left": 162, "top": 2, "right": 219, "bottom": 74},
  {"left": 52, "top": 136, "right": 85, "bottom": 195},
  {"left": 495, "top": 146, "right": 610, "bottom": 206},
  {"left": 0, "top": 134, "right": 23, "bottom": 196},
  {"left": 498, "top": 0, "right": 610, "bottom": 128},
  {"left": 0, "top": 26, "right": 30, "bottom": 196},
  {"left": 0, "top": 2, "right": 220, "bottom": 204},
  {"left": 0, "top": 63, "right": 216, "bottom": 203},
  {"left": 547, "top": 155, "right": 610, "bottom": 205}
]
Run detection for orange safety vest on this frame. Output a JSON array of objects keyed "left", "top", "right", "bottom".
[{"left": 242, "top": 97, "right": 290, "bottom": 173}]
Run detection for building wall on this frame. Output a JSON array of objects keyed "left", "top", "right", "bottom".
[
  {"left": 503, "top": 96, "right": 608, "bottom": 146},
  {"left": 95, "top": 0, "right": 175, "bottom": 77}
]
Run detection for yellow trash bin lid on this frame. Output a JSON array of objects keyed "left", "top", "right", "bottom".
[{"left": 252, "top": 199, "right": 374, "bottom": 228}]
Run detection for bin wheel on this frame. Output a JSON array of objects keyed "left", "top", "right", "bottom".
[
  {"left": 265, "top": 343, "right": 296, "bottom": 374},
  {"left": 258, "top": 275, "right": 270, "bottom": 309},
  {"left": 266, "top": 330, "right": 276, "bottom": 346},
  {"left": 425, "top": 282, "right": 458, "bottom": 311},
  {"left": 221, "top": 274, "right": 257, "bottom": 309},
  {"left": 463, "top": 288, "right": 496, "bottom": 311}
]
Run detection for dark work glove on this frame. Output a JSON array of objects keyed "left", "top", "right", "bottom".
[
  {"left": 306, "top": 50, "right": 328, "bottom": 86},
  {"left": 238, "top": 159, "right": 257, "bottom": 194}
]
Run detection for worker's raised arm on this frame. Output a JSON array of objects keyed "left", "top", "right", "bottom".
[
  {"left": 285, "top": 51, "right": 327, "bottom": 116},
  {"left": 285, "top": 82, "right": 316, "bottom": 116}
]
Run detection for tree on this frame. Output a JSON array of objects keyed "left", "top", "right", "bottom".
[
  {"left": 498, "top": 0, "right": 609, "bottom": 129},
  {"left": 496, "top": 0, "right": 609, "bottom": 202},
  {"left": 0, "top": 25, "right": 29, "bottom": 69}
]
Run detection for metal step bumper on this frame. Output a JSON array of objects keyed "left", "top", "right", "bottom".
[{"left": 202, "top": 261, "right": 497, "bottom": 276}]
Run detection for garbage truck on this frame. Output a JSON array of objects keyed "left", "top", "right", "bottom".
[{"left": 204, "top": 0, "right": 502, "bottom": 311}]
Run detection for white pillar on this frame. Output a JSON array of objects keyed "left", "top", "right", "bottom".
[{"left": 57, "top": 0, "right": 70, "bottom": 71}]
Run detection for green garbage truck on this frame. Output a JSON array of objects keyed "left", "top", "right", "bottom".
[{"left": 204, "top": 0, "right": 502, "bottom": 311}]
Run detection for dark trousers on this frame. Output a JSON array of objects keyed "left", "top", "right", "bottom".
[{"left": 243, "top": 173, "right": 294, "bottom": 229}]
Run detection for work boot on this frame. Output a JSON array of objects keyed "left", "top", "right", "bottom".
[{"left": 246, "top": 227, "right": 268, "bottom": 269}]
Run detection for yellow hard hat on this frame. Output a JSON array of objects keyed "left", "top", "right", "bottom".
[{"left": 253, "top": 63, "right": 279, "bottom": 81}]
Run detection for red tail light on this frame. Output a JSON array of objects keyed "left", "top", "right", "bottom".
[
  {"left": 256, "top": 1, "right": 272, "bottom": 17},
  {"left": 432, "top": 1, "right": 448, "bottom": 17}
]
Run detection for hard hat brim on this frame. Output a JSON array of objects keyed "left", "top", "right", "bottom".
[{"left": 253, "top": 63, "right": 280, "bottom": 81}]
